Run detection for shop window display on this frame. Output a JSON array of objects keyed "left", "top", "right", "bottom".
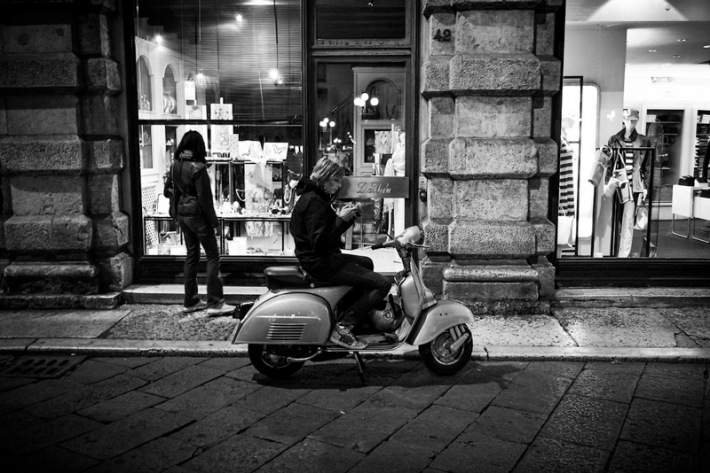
[{"left": 133, "top": 0, "right": 302, "bottom": 258}]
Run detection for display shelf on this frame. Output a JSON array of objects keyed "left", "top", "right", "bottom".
[
  {"left": 694, "top": 110, "right": 710, "bottom": 178},
  {"left": 646, "top": 108, "right": 684, "bottom": 202}
]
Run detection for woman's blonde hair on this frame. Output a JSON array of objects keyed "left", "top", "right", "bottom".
[{"left": 310, "top": 156, "right": 345, "bottom": 187}]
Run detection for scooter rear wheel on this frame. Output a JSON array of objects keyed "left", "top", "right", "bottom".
[
  {"left": 248, "top": 344, "right": 305, "bottom": 379},
  {"left": 419, "top": 324, "right": 473, "bottom": 376}
]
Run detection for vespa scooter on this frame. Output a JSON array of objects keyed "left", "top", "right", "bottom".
[{"left": 233, "top": 226, "right": 476, "bottom": 379}]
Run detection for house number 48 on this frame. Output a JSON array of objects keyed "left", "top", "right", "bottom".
[{"left": 433, "top": 29, "right": 451, "bottom": 42}]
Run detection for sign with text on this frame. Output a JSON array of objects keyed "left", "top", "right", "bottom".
[{"left": 338, "top": 176, "right": 410, "bottom": 199}]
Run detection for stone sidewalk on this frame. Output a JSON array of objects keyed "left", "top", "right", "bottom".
[
  {"left": 1, "top": 354, "right": 708, "bottom": 472},
  {"left": 1, "top": 302, "right": 709, "bottom": 361}
]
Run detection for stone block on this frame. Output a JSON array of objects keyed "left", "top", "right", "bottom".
[
  {"left": 429, "top": 96, "right": 455, "bottom": 139},
  {"left": 454, "top": 179, "right": 528, "bottom": 220},
  {"left": 10, "top": 175, "right": 85, "bottom": 216},
  {"left": 0, "top": 219, "right": 4, "bottom": 250},
  {"left": 0, "top": 97, "right": 7, "bottom": 135},
  {"left": 3, "top": 262, "right": 99, "bottom": 295},
  {"left": 93, "top": 212, "right": 129, "bottom": 251},
  {"left": 78, "top": 14, "right": 111, "bottom": 57},
  {"left": 1, "top": 177, "right": 11, "bottom": 214},
  {"left": 449, "top": 220, "right": 536, "bottom": 257},
  {"left": 88, "top": 174, "right": 119, "bottom": 215},
  {"left": 443, "top": 262, "right": 537, "bottom": 281},
  {"left": 0, "top": 135, "right": 85, "bottom": 175},
  {"left": 422, "top": 0, "right": 453, "bottom": 17},
  {"left": 429, "top": 13, "right": 456, "bottom": 56},
  {"left": 81, "top": 95, "right": 119, "bottom": 136},
  {"left": 97, "top": 251, "right": 133, "bottom": 292},
  {"left": 533, "top": 97, "right": 552, "bottom": 139},
  {"left": 4, "top": 214, "right": 93, "bottom": 255},
  {"left": 422, "top": 55, "right": 452, "bottom": 95},
  {"left": 532, "top": 256, "right": 555, "bottom": 297},
  {"left": 536, "top": 138, "right": 558, "bottom": 176},
  {"left": 450, "top": 54, "right": 541, "bottom": 95},
  {"left": 86, "top": 58, "right": 121, "bottom": 94},
  {"left": 428, "top": 178, "right": 454, "bottom": 223},
  {"left": 5, "top": 95, "right": 79, "bottom": 135},
  {"left": 455, "top": 96, "right": 531, "bottom": 138},
  {"left": 422, "top": 219, "right": 450, "bottom": 253},
  {"left": 449, "top": 138, "right": 537, "bottom": 178},
  {"left": 539, "top": 56, "right": 561, "bottom": 96},
  {"left": 0, "top": 24, "right": 73, "bottom": 54},
  {"left": 443, "top": 281, "right": 538, "bottom": 301},
  {"left": 421, "top": 257, "right": 448, "bottom": 296},
  {"left": 531, "top": 217, "right": 555, "bottom": 255},
  {"left": 528, "top": 176, "right": 549, "bottom": 218},
  {"left": 0, "top": 55, "right": 81, "bottom": 90},
  {"left": 535, "top": 12, "right": 555, "bottom": 56},
  {"left": 421, "top": 139, "right": 451, "bottom": 176},
  {"left": 456, "top": 10, "right": 534, "bottom": 54},
  {"left": 87, "top": 138, "right": 124, "bottom": 172}
]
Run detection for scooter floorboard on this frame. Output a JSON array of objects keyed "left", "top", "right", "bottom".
[{"left": 325, "top": 334, "right": 400, "bottom": 352}]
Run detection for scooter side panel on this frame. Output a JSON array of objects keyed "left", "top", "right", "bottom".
[
  {"left": 405, "top": 300, "right": 475, "bottom": 346},
  {"left": 234, "top": 292, "right": 333, "bottom": 345}
]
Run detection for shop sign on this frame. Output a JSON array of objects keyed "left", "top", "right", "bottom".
[{"left": 338, "top": 176, "right": 409, "bottom": 199}]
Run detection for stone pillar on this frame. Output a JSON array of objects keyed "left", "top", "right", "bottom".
[
  {"left": 0, "top": 0, "right": 130, "bottom": 307},
  {"left": 420, "top": 0, "right": 562, "bottom": 314}
]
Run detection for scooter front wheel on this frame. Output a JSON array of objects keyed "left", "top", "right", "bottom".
[
  {"left": 419, "top": 324, "right": 473, "bottom": 375},
  {"left": 248, "top": 344, "right": 305, "bottom": 379}
]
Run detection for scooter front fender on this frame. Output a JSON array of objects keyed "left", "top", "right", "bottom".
[{"left": 406, "top": 299, "right": 475, "bottom": 346}]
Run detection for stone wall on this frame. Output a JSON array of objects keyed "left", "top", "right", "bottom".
[
  {"left": 420, "top": 0, "right": 562, "bottom": 314},
  {"left": 0, "top": 0, "right": 131, "bottom": 303}
]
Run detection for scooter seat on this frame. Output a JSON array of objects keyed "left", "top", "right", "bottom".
[{"left": 264, "top": 266, "right": 316, "bottom": 289}]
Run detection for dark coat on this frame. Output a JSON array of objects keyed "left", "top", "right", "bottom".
[
  {"left": 165, "top": 153, "right": 219, "bottom": 228},
  {"left": 290, "top": 178, "right": 353, "bottom": 279},
  {"left": 606, "top": 128, "right": 652, "bottom": 192}
]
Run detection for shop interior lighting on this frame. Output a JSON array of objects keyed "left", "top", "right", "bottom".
[
  {"left": 154, "top": 34, "right": 163, "bottom": 44},
  {"left": 236, "top": 14, "right": 243, "bottom": 22},
  {"left": 704, "top": 45, "right": 710, "bottom": 49}
]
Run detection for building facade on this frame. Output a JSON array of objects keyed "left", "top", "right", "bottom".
[{"left": 8, "top": 0, "right": 703, "bottom": 312}]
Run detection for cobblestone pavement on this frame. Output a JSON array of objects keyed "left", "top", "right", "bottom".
[{"left": 1, "top": 355, "right": 708, "bottom": 473}]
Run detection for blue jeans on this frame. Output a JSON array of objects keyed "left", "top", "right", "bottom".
[
  {"left": 326, "top": 254, "right": 391, "bottom": 326},
  {"left": 178, "top": 215, "right": 224, "bottom": 308}
]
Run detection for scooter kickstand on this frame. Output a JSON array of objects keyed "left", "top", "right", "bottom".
[{"left": 353, "top": 352, "right": 366, "bottom": 385}]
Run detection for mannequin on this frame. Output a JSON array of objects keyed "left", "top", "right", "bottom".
[
  {"left": 604, "top": 108, "right": 651, "bottom": 257},
  {"left": 384, "top": 131, "right": 406, "bottom": 236}
]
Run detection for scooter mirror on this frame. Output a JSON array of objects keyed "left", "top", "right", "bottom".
[{"left": 399, "top": 226, "right": 422, "bottom": 245}]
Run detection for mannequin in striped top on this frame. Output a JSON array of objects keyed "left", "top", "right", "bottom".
[{"left": 603, "top": 108, "right": 651, "bottom": 257}]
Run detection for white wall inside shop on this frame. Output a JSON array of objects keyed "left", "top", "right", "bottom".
[{"left": 563, "top": 26, "right": 627, "bottom": 148}]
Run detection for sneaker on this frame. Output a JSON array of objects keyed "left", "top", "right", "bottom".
[
  {"left": 207, "top": 301, "right": 236, "bottom": 317},
  {"left": 329, "top": 324, "right": 368, "bottom": 350},
  {"left": 183, "top": 300, "right": 207, "bottom": 313}
]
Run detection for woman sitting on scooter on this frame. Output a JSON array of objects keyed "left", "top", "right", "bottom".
[{"left": 290, "top": 156, "right": 391, "bottom": 349}]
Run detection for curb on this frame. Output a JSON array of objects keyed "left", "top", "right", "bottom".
[{"left": 2, "top": 338, "right": 710, "bottom": 362}]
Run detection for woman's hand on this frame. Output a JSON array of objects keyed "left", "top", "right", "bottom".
[{"left": 337, "top": 203, "right": 362, "bottom": 222}]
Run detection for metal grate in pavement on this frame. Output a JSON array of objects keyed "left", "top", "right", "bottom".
[{"left": 0, "top": 355, "right": 86, "bottom": 378}]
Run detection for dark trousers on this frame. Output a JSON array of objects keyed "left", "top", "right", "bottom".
[
  {"left": 178, "top": 215, "right": 224, "bottom": 308},
  {"left": 326, "top": 254, "right": 391, "bottom": 326}
]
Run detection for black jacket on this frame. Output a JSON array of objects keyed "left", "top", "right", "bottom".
[
  {"left": 290, "top": 178, "right": 353, "bottom": 279},
  {"left": 606, "top": 128, "right": 652, "bottom": 192},
  {"left": 165, "top": 153, "right": 219, "bottom": 228}
]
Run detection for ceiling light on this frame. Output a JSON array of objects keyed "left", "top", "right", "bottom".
[
  {"left": 648, "top": 49, "right": 657, "bottom": 53},
  {"left": 672, "top": 55, "right": 681, "bottom": 58},
  {"left": 677, "top": 38, "right": 687, "bottom": 42},
  {"left": 704, "top": 45, "right": 710, "bottom": 49},
  {"left": 155, "top": 34, "right": 163, "bottom": 44},
  {"left": 236, "top": 14, "right": 243, "bottom": 22}
]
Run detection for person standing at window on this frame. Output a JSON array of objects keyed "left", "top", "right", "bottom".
[{"left": 167, "top": 131, "right": 235, "bottom": 315}]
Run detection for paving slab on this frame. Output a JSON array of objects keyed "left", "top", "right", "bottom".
[
  {"left": 430, "top": 430, "right": 527, "bottom": 473},
  {"left": 620, "top": 398, "right": 702, "bottom": 454},
  {"left": 567, "top": 362, "right": 645, "bottom": 404},
  {"left": 169, "top": 404, "right": 265, "bottom": 448},
  {"left": 1, "top": 413, "right": 102, "bottom": 456},
  {"left": 179, "top": 434, "right": 288, "bottom": 473},
  {"left": 154, "top": 376, "right": 260, "bottom": 419},
  {"left": 607, "top": 440, "right": 700, "bottom": 473},
  {"left": 77, "top": 391, "right": 165, "bottom": 423},
  {"left": 554, "top": 308, "right": 682, "bottom": 347},
  {"left": 459, "top": 405, "right": 546, "bottom": 445},
  {"left": 468, "top": 315, "right": 576, "bottom": 347},
  {"left": 664, "top": 308, "right": 710, "bottom": 348},
  {"left": 348, "top": 439, "right": 436, "bottom": 473},
  {"left": 139, "top": 364, "right": 224, "bottom": 398},
  {"left": 0, "top": 378, "right": 81, "bottom": 415},
  {"left": 389, "top": 404, "right": 478, "bottom": 453},
  {"left": 0, "top": 310, "right": 129, "bottom": 339},
  {"left": 255, "top": 438, "right": 365, "bottom": 473},
  {"left": 60, "top": 408, "right": 193, "bottom": 460},
  {"left": 513, "top": 436, "right": 609, "bottom": 473},
  {"left": 247, "top": 402, "right": 338, "bottom": 445},
  {"left": 634, "top": 371, "right": 706, "bottom": 408},
  {"left": 6, "top": 445, "right": 99, "bottom": 473},
  {"left": 83, "top": 437, "right": 197, "bottom": 473}
]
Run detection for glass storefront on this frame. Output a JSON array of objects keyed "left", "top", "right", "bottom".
[
  {"left": 557, "top": 0, "right": 710, "bottom": 279},
  {"left": 130, "top": 0, "right": 412, "bottom": 281}
]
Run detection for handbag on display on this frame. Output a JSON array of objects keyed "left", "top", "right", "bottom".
[
  {"left": 588, "top": 145, "right": 614, "bottom": 186},
  {"left": 610, "top": 153, "right": 632, "bottom": 204},
  {"left": 634, "top": 195, "right": 648, "bottom": 231},
  {"left": 557, "top": 205, "right": 575, "bottom": 248},
  {"left": 678, "top": 176, "right": 695, "bottom": 186},
  {"left": 163, "top": 169, "right": 177, "bottom": 220}
]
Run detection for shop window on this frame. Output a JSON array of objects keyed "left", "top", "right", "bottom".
[
  {"left": 315, "top": 0, "right": 406, "bottom": 40},
  {"left": 132, "top": 0, "right": 303, "bottom": 258}
]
